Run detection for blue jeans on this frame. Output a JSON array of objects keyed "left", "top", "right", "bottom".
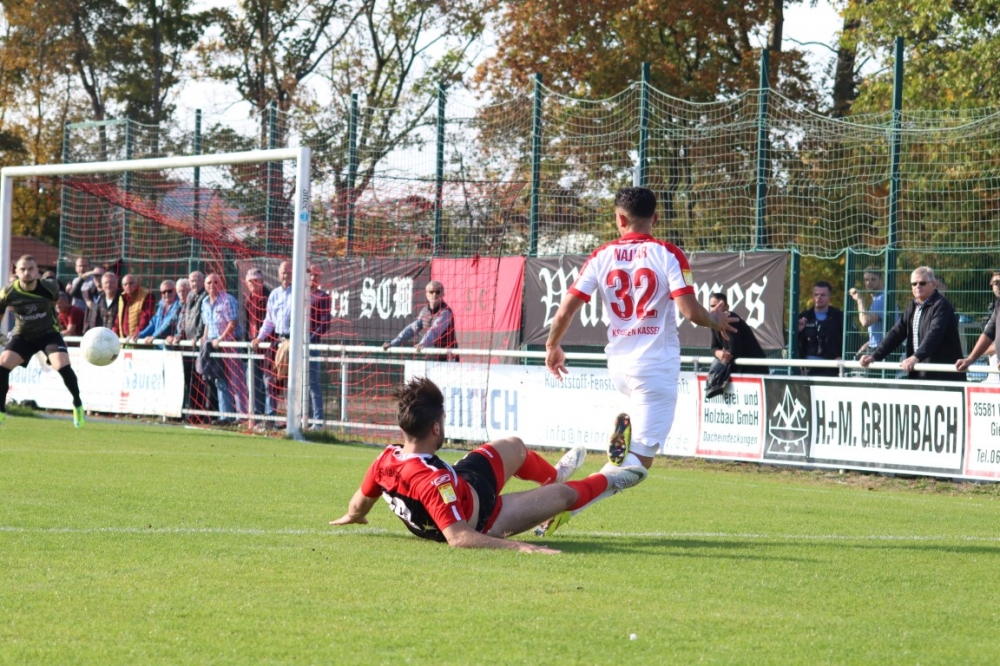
[
  {"left": 309, "top": 358, "right": 324, "bottom": 422},
  {"left": 217, "top": 356, "right": 247, "bottom": 418},
  {"left": 249, "top": 357, "right": 266, "bottom": 416}
]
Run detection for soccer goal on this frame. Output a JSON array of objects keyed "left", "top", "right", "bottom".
[{"left": 0, "top": 147, "right": 313, "bottom": 439}]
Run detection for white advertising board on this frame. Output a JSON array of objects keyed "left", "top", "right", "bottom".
[
  {"left": 964, "top": 385, "right": 1000, "bottom": 479},
  {"left": 403, "top": 361, "right": 698, "bottom": 455},
  {"left": 696, "top": 375, "right": 766, "bottom": 460},
  {"left": 8, "top": 347, "right": 185, "bottom": 418}
]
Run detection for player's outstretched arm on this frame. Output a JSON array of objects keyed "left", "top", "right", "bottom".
[
  {"left": 957, "top": 333, "right": 995, "bottom": 372},
  {"left": 330, "top": 488, "right": 378, "bottom": 526},
  {"left": 545, "top": 294, "right": 585, "bottom": 380},
  {"left": 442, "top": 522, "right": 560, "bottom": 554}
]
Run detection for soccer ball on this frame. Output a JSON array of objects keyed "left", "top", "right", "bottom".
[{"left": 80, "top": 327, "right": 121, "bottom": 366}]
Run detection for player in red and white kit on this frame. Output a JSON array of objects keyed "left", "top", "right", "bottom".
[
  {"left": 541, "top": 187, "right": 735, "bottom": 534},
  {"left": 331, "top": 377, "right": 648, "bottom": 552}
]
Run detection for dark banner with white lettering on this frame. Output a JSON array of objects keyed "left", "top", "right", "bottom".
[
  {"left": 521, "top": 252, "right": 787, "bottom": 349},
  {"left": 762, "top": 377, "right": 965, "bottom": 474}
]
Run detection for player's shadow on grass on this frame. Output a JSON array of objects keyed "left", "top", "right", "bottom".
[{"left": 539, "top": 537, "right": 813, "bottom": 561}]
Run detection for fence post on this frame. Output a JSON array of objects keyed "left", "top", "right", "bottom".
[
  {"left": 190, "top": 109, "right": 202, "bottom": 273},
  {"left": 637, "top": 62, "right": 650, "bottom": 187},
  {"left": 58, "top": 123, "right": 71, "bottom": 280},
  {"left": 434, "top": 84, "right": 446, "bottom": 256},
  {"left": 844, "top": 248, "right": 857, "bottom": 366},
  {"left": 265, "top": 101, "right": 278, "bottom": 253},
  {"left": 122, "top": 119, "right": 134, "bottom": 265},
  {"left": 529, "top": 73, "right": 543, "bottom": 257},
  {"left": 754, "top": 48, "right": 770, "bottom": 250},
  {"left": 887, "top": 37, "right": 904, "bottom": 282},
  {"left": 787, "top": 248, "right": 800, "bottom": 369},
  {"left": 346, "top": 93, "right": 359, "bottom": 257}
]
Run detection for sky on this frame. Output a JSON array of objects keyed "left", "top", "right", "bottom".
[{"left": 174, "top": 1, "right": 845, "bottom": 127}]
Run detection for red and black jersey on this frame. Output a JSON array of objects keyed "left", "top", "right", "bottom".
[{"left": 360, "top": 445, "right": 475, "bottom": 542}]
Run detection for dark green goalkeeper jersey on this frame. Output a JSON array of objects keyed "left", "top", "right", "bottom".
[{"left": 0, "top": 277, "right": 61, "bottom": 338}]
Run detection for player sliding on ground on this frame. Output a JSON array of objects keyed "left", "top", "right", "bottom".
[
  {"left": 0, "top": 255, "right": 86, "bottom": 428},
  {"left": 539, "top": 187, "right": 738, "bottom": 535},
  {"left": 331, "top": 377, "right": 647, "bottom": 553}
]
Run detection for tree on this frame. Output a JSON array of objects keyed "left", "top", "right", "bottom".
[{"left": 108, "top": 0, "right": 212, "bottom": 127}]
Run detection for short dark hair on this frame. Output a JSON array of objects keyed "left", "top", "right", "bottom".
[
  {"left": 394, "top": 377, "right": 444, "bottom": 439},
  {"left": 709, "top": 292, "right": 726, "bottom": 303},
  {"left": 614, "top": 187, "right": 657, "bottom": 219},
  {"left": 813, "top": 281, "right": 833, "bottom": 292}
]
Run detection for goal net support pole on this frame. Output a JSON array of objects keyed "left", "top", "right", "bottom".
[{"left": 0, "top": 147, "right": 312, "bottom": 440}]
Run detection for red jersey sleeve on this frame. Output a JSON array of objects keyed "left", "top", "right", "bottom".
[
  {"left": 413, "top": 469, "right": 464, "bottom": 532},
  {"left": 359, "top": 448, "right": 392, "bottom": 498}
]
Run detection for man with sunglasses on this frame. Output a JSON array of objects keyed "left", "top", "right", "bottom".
[
  {"left": 860, "top": 266, "right": 963, "bottom": 381},
  {"left": 382, "top": 280, "right": 459, "bottom": 361},
  {"left": 133, "top": 280, "right": 182, "bottom": 345}
]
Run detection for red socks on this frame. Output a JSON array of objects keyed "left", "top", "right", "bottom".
[
  {"left": 565, "top": 474, "right": 609, "bottom": 510},
  {"left": 514, "top": 450, "right": 558, "bottom": 485}
]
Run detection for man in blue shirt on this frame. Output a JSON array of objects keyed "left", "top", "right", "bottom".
[
  {"left": 849, "top": 267, "right": 890, "bottom": 357},
  {"left": 251, "top": 261, "right": 292, "bottom": 426},
  {"left": 200, "top": 273, "right": 246, "bottom": 424},
  {"left": 133, "top": 279, "right": 182, "bottom": 345}
]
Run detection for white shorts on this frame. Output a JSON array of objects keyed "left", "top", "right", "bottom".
[{"left": 608, "top": 360, "right": 679, "bottom": 458}]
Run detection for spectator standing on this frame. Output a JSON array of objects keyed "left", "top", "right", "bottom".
[
  {"left": 117, "top": 275, "right": 155, "bottom": 339},
  {"left": 704, "top": 292, "right": 768, "bottom": 399},
  {"left": 308, "top": 265, "right": 332, "bottom": 429},
  {"left": 56, "top": 292, "right": 85, "bottom": 337},
  {"left": 797, "top": 281, "right": 845, "bottom": 377},
  {"left": 251, "top": 261, "right": 292, "bottom": 426},
  {"left": 982, "top": 272, "right": 1000, "bottom": 383},
  {"left": 382, "top": 280, "right": 459, "bottom": 360},
  {"left": 134, "top": 280, "right": 182, "bottom": 344},
  {"left": 862, "top": 266, "right": 963, "bottom": 381},
  {"left": 66, "top": 257, "right": 103, "bottom": 312},
  {"left": 200, "top": 273, "right": 246, "bottom": 424},
  {"left": 175, "top": 278, "right": 191, "bottom": 310},
  {"left": 243, "top": 267, "right": 271, "bottom": 417},
  {"left": 89, "top": 272, "right": 120, "bottom": 333},
  {"left": 167, "top": 271, "right": 211, "bottom": 421},
  {"left": 849, "top": 267, "right": 891, "bottom": 357},
  {"left": 957, "top": 273, "right": 1000, "bottom": 381}
]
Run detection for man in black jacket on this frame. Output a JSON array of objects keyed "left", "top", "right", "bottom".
[
  {"left": 797, "top": 281, "right": 845, "bottom": 377},
  {"left": 861, "top": 266, "right": 963, "bottom": 381},
  {"left": 705, "top": 293, "right": 768, "bottom": 398}
]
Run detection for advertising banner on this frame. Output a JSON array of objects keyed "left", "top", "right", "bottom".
[
  {"left": 762, "top": 377, "right": 965, "bottom": 474},
  {"left": 696, "top": 375, "right": 766, "bottom": 460},
  {"left": 964, "top": 385, "right": 1000, "bottom": 479},
  {"left": 432, "top": 256, "right": 525, "bottom": 351},
  {"left": 522, "top": 252, "right": 787, "bottom": 349},
  {"left": 8, "top": 347, "right": 185, "bottom": 417},
  {"left": 403, "top": 361, "right": 698, "bottom": 454}
]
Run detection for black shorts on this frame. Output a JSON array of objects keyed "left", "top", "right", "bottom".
[
  {"left": 454, "top": 444, "right": 505, "bottom": 533},
  {"left": 4, "top": 331, "right": 68, "bottom": 366}
]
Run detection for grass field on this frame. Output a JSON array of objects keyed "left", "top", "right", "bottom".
[{"left": 3, "top": 415, "right": 1000, "bottom": 665}]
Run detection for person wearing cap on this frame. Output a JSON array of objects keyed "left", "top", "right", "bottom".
[
  {"left": 243, "top": 267, "right": 271, "bottom": 417},
  {"left": 132, "top": 279, "right": 182, "bottom": 345},
  {"left": 251, "top": 261, "right": 293, "bottom": 426},
  {"left": 382, "top": 280, "right": 459, "bottom": 361}
]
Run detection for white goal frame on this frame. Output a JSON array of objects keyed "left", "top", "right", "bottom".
[{"left": 0, "top": 147, "right": 313, "bottom": 440}]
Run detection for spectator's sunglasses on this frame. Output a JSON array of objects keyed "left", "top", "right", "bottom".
[
  {"left": 161, "top": 289, "right": 175, "bottom": 294},
  {"left": 426, "top": 289, "right": 442, "bottom": 294}
]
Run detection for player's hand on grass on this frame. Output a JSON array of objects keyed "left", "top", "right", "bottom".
[
  {"left": 517, "top": 542, "right": 560, "bottom": 554},
  {"left": 330, "top": 513, "right": 368, "bottom": 526}
]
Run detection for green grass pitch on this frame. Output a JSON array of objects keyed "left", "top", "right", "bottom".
[{"left": 2, "top": 415, "right": 1000, "bottom": 664}]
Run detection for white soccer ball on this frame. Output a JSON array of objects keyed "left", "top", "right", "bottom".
[{"left": 80, "top": 326, "right": 121, "bottom": 367}]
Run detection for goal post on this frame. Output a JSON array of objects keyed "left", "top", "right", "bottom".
[{"left": 0, "top": 147, "right": 313, "bottom": 439}]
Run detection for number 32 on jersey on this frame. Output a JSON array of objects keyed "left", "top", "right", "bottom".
[{"left": 606, "top": 268, "right": 659, "bottom": 321}]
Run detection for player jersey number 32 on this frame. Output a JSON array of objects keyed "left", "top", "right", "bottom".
[{"left": 569, "top": 234, "right": 695, "bottom": 366}]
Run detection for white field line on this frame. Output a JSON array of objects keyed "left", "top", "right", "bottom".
[{"left": 2, "top": 525, "right": 1000, "bottom": 542}]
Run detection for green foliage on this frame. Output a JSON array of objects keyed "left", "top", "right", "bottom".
[{"left": 2, "top": 416, "right": 1000, "bottom": 664}]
